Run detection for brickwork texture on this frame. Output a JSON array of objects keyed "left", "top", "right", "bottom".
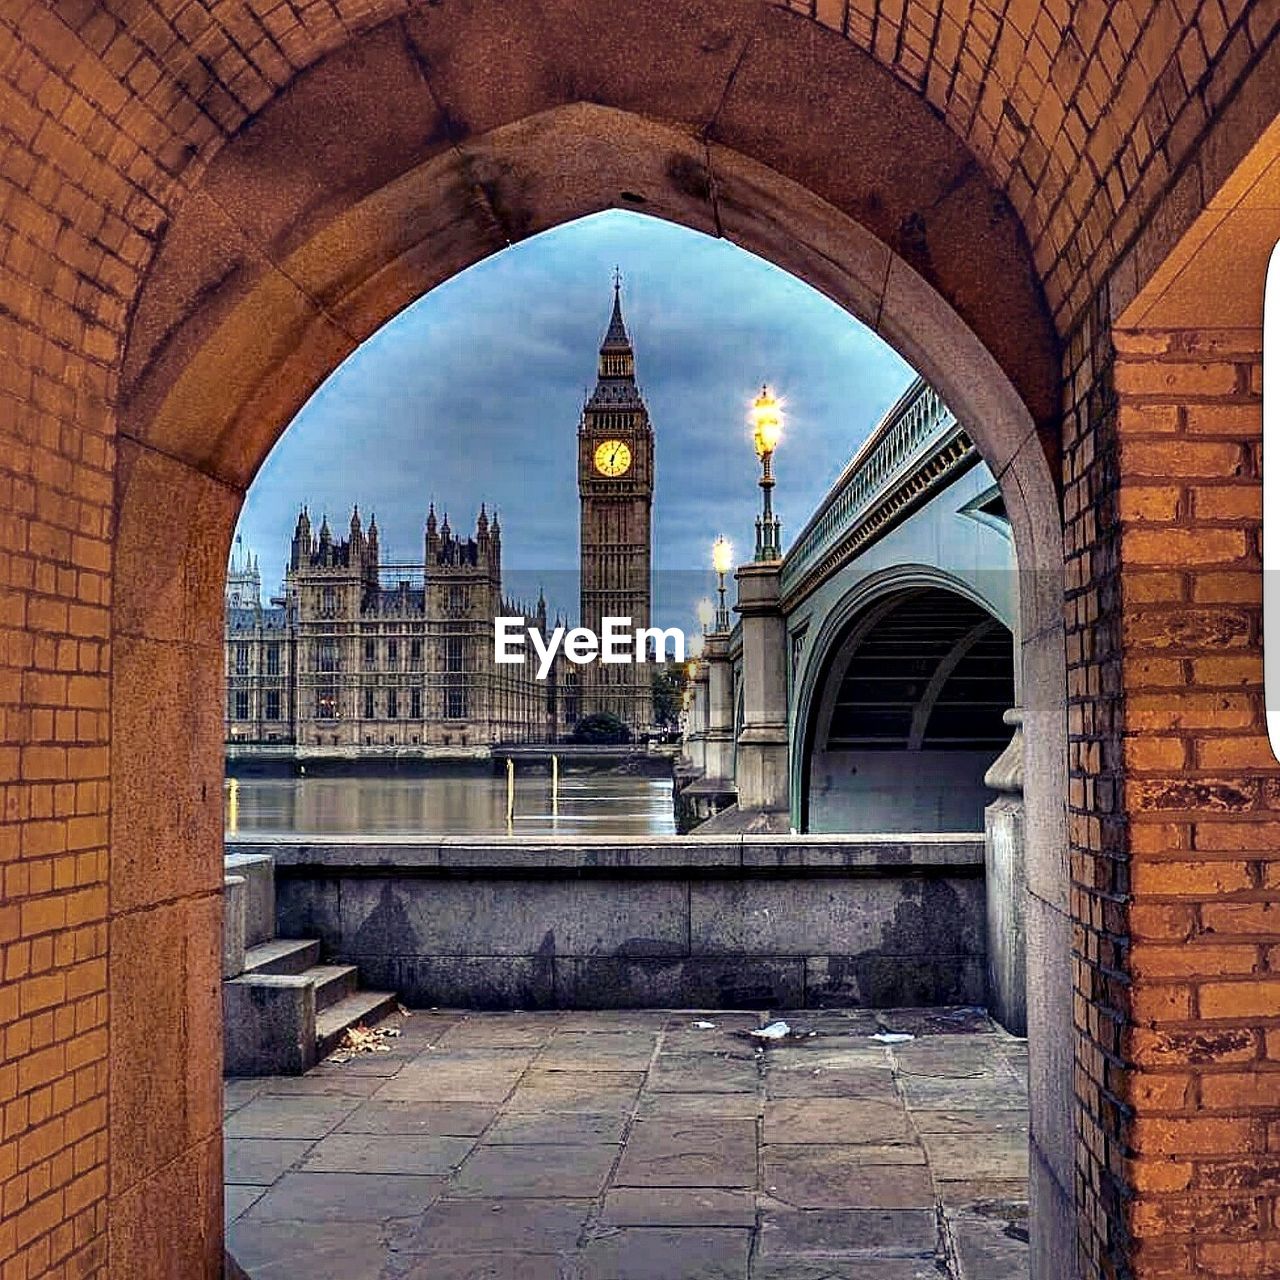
[{"left": 0, "top": 0, "right": 1276, "bottom": 1276}]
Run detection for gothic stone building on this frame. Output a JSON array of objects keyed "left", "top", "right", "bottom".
[{"left": 225, "top": 505, "right": 559, "bottom": 749}]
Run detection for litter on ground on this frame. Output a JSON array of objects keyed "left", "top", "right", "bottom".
[{"left": 871, "top": 1032, "right": 916, "bottom": 1044}]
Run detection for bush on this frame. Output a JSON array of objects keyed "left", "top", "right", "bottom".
[{"left": 570, "top": 712, "right": 633, "bottom": 744}]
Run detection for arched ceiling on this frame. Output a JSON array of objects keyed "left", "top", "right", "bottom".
[{"left": 4, "top": 0, "right": 1270, "bottom": 356}]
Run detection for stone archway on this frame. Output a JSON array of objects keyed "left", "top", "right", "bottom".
[
  {"left": 115, "top": 70, "right": 1071, "bottom": 1280},
  {"left": 2, "top": 1, "right": 1272, "bottom": 1277}
]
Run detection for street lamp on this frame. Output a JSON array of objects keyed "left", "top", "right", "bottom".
[
  {"left": 696, "top": 597, "right": 715, "bottom": 635},
  {"left": 711, "top": 536, "right": 734, "bottom": 631},
  {"left": 749, "top": 384, "right": 783, "bottom": 561}
]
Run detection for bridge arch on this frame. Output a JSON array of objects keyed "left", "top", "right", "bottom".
[{"left": 793, "top": 568, "right": 1013, "bottom": 829}]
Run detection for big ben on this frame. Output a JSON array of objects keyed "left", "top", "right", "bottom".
[{"left": 578, "top": 273, "right": 654, "bottom": 732}]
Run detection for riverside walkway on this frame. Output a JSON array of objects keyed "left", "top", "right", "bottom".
[{"left": 225, "top": 1006, "right": 1028, "bottom": 1279}]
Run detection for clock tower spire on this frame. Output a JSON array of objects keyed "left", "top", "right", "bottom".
[{"left": 578, "top": 273, "right": 654, "bottom": 734}]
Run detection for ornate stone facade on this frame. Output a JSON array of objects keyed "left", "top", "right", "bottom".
[{"left": 224, "top": 507, "right": 558, "bottom": 749}]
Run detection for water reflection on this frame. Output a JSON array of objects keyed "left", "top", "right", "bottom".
[{"left": 224, "top": 773, "right": 676, "bottom": 837}]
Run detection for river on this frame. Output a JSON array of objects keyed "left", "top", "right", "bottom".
[{"left": 224, "top": 772, "right": 677, "bottom": 837}]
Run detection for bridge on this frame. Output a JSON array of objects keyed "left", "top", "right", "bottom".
[{"left": 679, "top": 377, "right": 1024, "bottom": 1029}]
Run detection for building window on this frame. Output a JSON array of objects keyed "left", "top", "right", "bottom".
[
  {"left": 322, "top": 586, "right": 336, "bottom": 615},
  {"left": 318, "top": 639, "right": 339, "bottom": 672},
  {"left": 448, "top": 585, "right": 467, "bottom": 613},
  {"left": 410, "top": 688, "right": 422, "bottom": 719},
  {"left": 409, "top": 637, "right": 422, "bottom": 669},
  {"left": 234, "top": 691, "right": 249, "bottom": 719},
  {"left": 316, "top": 686, "right": 338, "bottom": 719},
  {"left": 364, "top": 637, "right": 375, "bottom": 668},
  {"left": 265, "top": 644, "right": 279, "bottom": 676},
  {"left": 234, "top": 644, "right": 249, "bottom": 675},
  {"left": 387, "top": 689, "right": 398, "bottom": 719},
  {"left": 387, "top": 639, "right": 398, "bottom": 669},
  {"left": 446, "top": 636, "right": 464, "bottom": 673},
  {"left": 364, "top": 687, "right": 374, "bottom": 719},
  {"left": 265, "top": 690, "right": 280, "bottom": 720},
  {"left": 446, "top": 688, "right": 467, "bottom": 720}
]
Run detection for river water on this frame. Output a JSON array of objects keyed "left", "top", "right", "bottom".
[{"left": 224, "top": 772, "right": 677, "bottom": 838}]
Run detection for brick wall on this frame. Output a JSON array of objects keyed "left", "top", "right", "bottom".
[
  {"left": 1110, "top": 326, "right": 1270, "bottom": 1278},
  {"left": 0, "top": 0, "right": 1274, "bottom": 1276},
  {"left": 0, "top": 244, "right": 116, "bottom": 1275}
]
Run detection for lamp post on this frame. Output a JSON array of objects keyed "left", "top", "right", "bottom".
[
  {"left": 696, "top": 597, "right": 715, "bottom": 636},
  {"left": 749, "top": 384, "right": 783, "bottom": 561},
  {"left": 711, "top": 536, "right": 734, "bottom": 631}
]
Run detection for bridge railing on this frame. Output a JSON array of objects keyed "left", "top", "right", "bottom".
[{"left": 780, "top": 377, "right": 970, "bottom": 603}]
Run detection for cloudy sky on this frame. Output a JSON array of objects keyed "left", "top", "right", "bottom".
[{"left": 234, "top": 210, "right": 916, "bottom": 631}]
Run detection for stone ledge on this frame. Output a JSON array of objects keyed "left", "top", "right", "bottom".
[{"left": 226, "top": 834, "right": 985, "bottom": 875}]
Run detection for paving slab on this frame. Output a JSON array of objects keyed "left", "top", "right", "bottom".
[
  {"left": 752, "top": 1260, "right": 949, "bottom": 1279},
  {"left": 765, "top": 1065, "right": 899, "bottom": 1100},
  {"left": 338, "top": 1100, "right": 498, "bottom": 1136},
  {"left": 764, "top": 1147, "right": 933, "bottom": 1210},
  {"left": 483, "top": 1112, "right": 628, "bottom": 1146},
  {"left": 763, "top": 1098, "right": 912, "bottom": 1145},
  {"left": 451, "top": 1143, "right": 619, "bottom": 1198},
  {"left": 225, "top": 1138, "right": 315, "bottom": 1186},
  {"left": 613, "top": 1119, "right": 757, "bottom": 1188},
  {"left": 225, "top": 1185, "right": 265, "bottom": 1224},
  {"left": 757, "top": 1208, "right": 938, "bottom": 1256},
  {"left": 923, "top": 1131, "right": 1029, "bottom": 1181},
  {"left": 224, "top": 1095, "right": 361, "bottom": 1140},
  {"left": 910, "top": 1109, "right": 1028, "bottom": 1135},
  {"left": 635, "top": 1091, "right": 761, "bottom": 1120},
  {"left": 574, "top": 1227, "right": 751, "bottom": 1279},
  {"left": 258, "top": 1073, "right": 386, "bottom": 1097},
  {"left": 436, "top": 1019, "right": 560, "bottom": 1049},
  {"left": 301, "top": 1132, "right": 475, "bottom": 1176},
  {"left": 391, "top": 1253, "right": 572, "bottom": 1279},
  {"left": 405, "top": 1197, "right": 591, "bottom": 1254},
  {"left": 949, "top": 1207, "right": 1032, "bottom": 1280},
  {"left": 600, "top": 1187, "right": 755, "bottom": 1227},
  {"left": 243, "top": 1170, "right": 446, "bottom": 1221},
  {"left": 647, "top": 1054, "right": 759, "bottom": 1093},
  {"left": 227, "top": 1220, "right": 394, "bottom": 1280},
  {"left": 507, "top": 1075, "right": 643, "bottom": 1115},
  {"left": 225, "top": 1078, "right": 265, "bottom": 1114}
]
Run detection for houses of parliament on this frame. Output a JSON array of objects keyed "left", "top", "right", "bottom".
[{"left": 224, "top": 279, "right": 655, "bottom": 752}]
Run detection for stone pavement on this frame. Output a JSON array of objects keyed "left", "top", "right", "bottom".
[{"left": 225, "top": 1007, "right": 1028, "bottom": 1279}]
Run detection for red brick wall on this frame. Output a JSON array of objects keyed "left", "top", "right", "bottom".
[
  {"left": 0, "top": 1, "right": 1274, "bottom": 1277},
  {"left": 1111, "top": 326, "right": 1271, "bottom": 1277},
  {"left": 0, "top": 253, "right": 115, "bottom": 1275}
]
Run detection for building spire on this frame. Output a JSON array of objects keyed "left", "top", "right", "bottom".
[
  {"left": 601, "top": 269, "right": 630, "bottom": 352},
  {"left": 588, "top": 270, "right": 641, "bottom": 404}
]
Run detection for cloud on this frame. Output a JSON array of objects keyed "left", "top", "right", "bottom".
[{"left": 236, "top": 210, "right": 915, "bottom": 627}]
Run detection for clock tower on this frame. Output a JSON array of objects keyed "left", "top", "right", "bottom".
[{"left": 578, "top": 274, "right": 654, "bottom": 732}]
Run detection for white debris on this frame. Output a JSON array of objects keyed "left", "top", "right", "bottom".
[
  {"left": 750, "top": 1020, "right": 791, "bottom": 1041},
  {"left": 871, "top": 1032, "right": 916, "bottom": 1044},
  {"left": 692, "top": 1020, "right": 717, "bottom": 1030}
]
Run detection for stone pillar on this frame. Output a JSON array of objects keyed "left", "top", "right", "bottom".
[
  {"left": 733, "top": 561, "right": 790, "bottom": 827},
  {"left": 983, "top": 707, "right": 1026, "bottom": 1035},
  {"left": 686, "top": 658, "right": 709, "bottom": 776},
  {"left": 702, "top": 630, "right": 736, "bottom": 786}
]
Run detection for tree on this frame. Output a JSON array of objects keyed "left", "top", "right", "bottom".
[
  {"left": 651, "top": 665, "right": 688, "bottom": 732},
  {"left": 570, "top": 711, "right": 633, "bottom": 744}
]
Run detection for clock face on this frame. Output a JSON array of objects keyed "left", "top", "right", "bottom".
[{"left": 594, "top": 439, "right": 632, "bottom": 477}]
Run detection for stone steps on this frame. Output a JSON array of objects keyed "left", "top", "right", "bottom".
[
  {"left": 316, "top": 988, "right": 400, "bottom": 1059},
  {"left": 243, "top": 938, "right": 321, "bottom": 976},
  {"left": 222, "top": 853, "right": 397, "bottom": 1076}
]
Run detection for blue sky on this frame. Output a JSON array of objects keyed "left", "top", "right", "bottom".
[{"left": 234, "top": 210, "right": 916, "bottom": 630}]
